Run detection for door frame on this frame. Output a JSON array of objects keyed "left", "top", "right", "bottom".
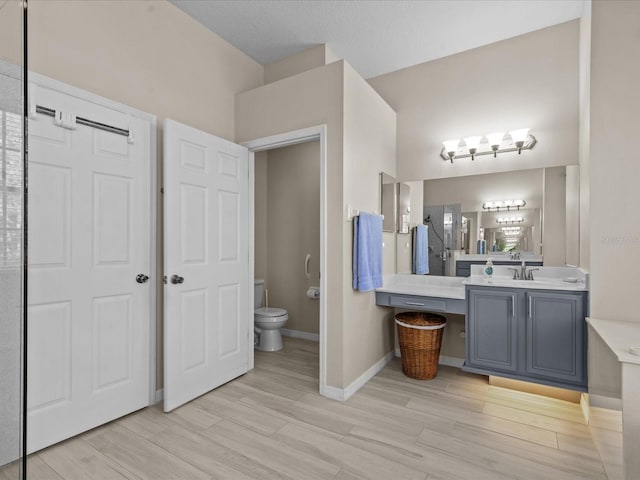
[
  {"left": 27, "top": 71, "right": 158, "bottom": 406},
  {"left": 242, "top": 125, "right": 328, "bottom": 396}
]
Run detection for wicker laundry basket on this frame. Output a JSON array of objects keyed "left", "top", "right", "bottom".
[{"left": 395, "top": 311, "right": 447, "bottom": 380}]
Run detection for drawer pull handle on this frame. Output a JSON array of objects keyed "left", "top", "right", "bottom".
[{"left": 405, "top": 301, "right": 425, "bottom": 306}]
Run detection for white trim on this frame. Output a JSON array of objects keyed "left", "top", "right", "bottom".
[
  {"left": 154, "top": 389, "right": 164, "bottom": 404},
  {"left": 28, "top": 71, "right": 158, "bottom": 407},
  {"left": 242, "top": 125, "right": 329, "bottom": 399},
  {"left": 394, "top": 348, "right": 465, "bottom": 368},
  {"left": 323, "top": 351, "right": 394, "bottom": 402},
  {"left": 248, "top": 151, "right": 255, "bottom": 370},
  {"left": 281, "top": 328, "right": 319, "bottom": 342}
]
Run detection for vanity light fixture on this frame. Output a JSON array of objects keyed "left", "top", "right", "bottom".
[
  {"left": 501, "top": 226, "right": 521, "bottom": 233},
  {"left": 440, "top": 129, "right": 536, "bottom": 162},
  {"left": 496, "top": 216, "right": 524, "bottom": 224},
  {"left": 442, "top": 139, "right": 460, "bottom": 163},
  {"left": 482, "top": 199, "right": 526, "bottom": 211}
]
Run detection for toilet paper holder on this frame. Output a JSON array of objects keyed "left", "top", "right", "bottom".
[{"left": 306, "top": 286, "right": 320, "bottom": 299}]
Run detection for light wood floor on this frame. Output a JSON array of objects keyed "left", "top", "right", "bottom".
[{"left": 1, "top": 337, "right": 618, "bottom": 479}]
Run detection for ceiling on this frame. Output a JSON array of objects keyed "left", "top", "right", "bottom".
[{"left": 170, "top": 0, "right": 587, "bottom": 79}]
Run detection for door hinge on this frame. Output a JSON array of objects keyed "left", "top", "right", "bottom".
[{"left": 163, "top": 275, "right": 167, "bottom": 285}]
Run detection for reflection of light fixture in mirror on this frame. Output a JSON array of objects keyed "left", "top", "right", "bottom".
[
  {"left": 501, "top": 226, "right": 521, "bottom": 233},
  {"left": 442, "top": 139, "right": 460, "bottom": 163},
  {"left": 464, "top": 136, "right": 482, "bottom": 160},
  {"left": 483, "top": 199, "right": 526, "bottom": 211},
  {"left": 496, "top": 216, "right": 524, "bottom": 224},
  {"left": 440, "top": 130, "right": 536, "bottom": 162}
]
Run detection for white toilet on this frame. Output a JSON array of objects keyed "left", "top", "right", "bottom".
[{"left": 254, "top": 279, "right": 289, "bottom": 351}]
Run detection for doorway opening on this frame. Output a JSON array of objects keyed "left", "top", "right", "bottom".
[{"left": 242, "top": 125, "right": 328, "bottom": 396}]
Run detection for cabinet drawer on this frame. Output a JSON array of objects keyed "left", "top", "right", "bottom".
[{"left": 388, "top": 295, "right": 446, "bottom": 311}]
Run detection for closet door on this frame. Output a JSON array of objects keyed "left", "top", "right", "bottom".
[
  {"left": 163, "top": 119, "right": 249, "bottom": 412},
  {"left": 27, "top": 83, "right": 152, "bottom": 452}
]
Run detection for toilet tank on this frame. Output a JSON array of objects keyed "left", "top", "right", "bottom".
[{"left": 254, "top": 279, "right": 265, "bottom": 310}]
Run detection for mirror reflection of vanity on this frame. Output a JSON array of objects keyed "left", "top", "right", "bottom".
[{"left": 392, "top": 166, "right": 580, "bottom": 276}]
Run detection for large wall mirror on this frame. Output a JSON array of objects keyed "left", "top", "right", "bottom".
[{"left": 397, "top": 166, "right": 580, "bottom": 276}]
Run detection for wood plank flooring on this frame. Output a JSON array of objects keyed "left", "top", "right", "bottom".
[{"left": 3, "top": 337, "right": 616, "bottom": 479}]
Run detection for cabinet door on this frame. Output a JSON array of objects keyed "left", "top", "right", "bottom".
[
  {"left": 467, "top": 288, "right": 519, "bottom": 372},
  {"left": 525, "top": 292, "right": 586, "bottom": 384}
]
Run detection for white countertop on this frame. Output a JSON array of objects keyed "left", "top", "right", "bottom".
[
  {"left": 463, "top": 265, "right": 589, "bottom": 292},
  {"left": 587, "top": 317, "right": 640, "bottom": 365},
  {"left": 457, "top": 254, "right": 543, "bottom": 262},
  {"left": 376, "top": 274, "right": 466, "bottom": 299}
]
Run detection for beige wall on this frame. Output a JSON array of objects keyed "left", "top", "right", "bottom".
[
  {"left": 237, "top": 59, "right": 397, "bottom": 389},
  {"left": 343, "top": 62, "right": 397, "bottom": 387},
  {"left": 236, "top": 61, "right": 346, "bottom": 387},
  {"left": 543, "top": 166, "right": 567, "bottom": 266},
  {"left": 264, "top": 45, "right": 340, "bottom": 85},
  {"left": 26, "top": 0, "right": 264, "bottom": 389},
  {"left": 423, "top": 169, "right": 544, "bottom": 212},
  {"left": 589, "top": 1, "right": 640, "bottom": 323},
  {"left": 565, "top": 165, "right": 580, "bottom": 267},
  {"left": 369, "top": 20, "right": 579, "bottom": 182},
  {"left": 262, "top": 142, "right": 320, "bottom": 335},
  {"left": 579, "top": 12, "right": 591, "bottom": 270},
  {"left": 0, "top": 1, "right": 22, "bottom": 65}
]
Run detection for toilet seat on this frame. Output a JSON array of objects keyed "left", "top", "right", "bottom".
[{"left": 255, "top": 307, "right": 287, "bottom": 318}]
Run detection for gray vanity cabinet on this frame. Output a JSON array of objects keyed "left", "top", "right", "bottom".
[
  {"left": 466, "top": 288, "right": 519, "bottom": 373},
  {"left": 464, "top": 286, "right": 587, "bottom": 391},
  {"left": 525, "top": 291, "right": 586, "bottom": 385}
]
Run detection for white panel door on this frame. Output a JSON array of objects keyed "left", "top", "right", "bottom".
[
  {"left": 27, "top": 84, "right": 151, "bottom": 452},
  {"left": 163, "top": 119, "right": 249, "bottom": 412}
]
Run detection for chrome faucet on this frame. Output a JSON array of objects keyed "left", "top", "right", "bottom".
[
  {"left": 520, "top": 260, "right": 528, "bottom": 281},
  {"left": 508, "top": 267, "right": 519, "bottom": 280}
]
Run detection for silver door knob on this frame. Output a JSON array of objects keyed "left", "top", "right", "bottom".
[
  {"left": 170, "top": 275, "right": 184, "bottom": 284},
  {"left": 136, "top": 274, "right": 149, "bottom": 284}
]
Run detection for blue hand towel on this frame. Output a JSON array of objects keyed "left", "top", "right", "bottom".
[
  {"left": 413, "top": 224, "right": 429, "bottom": 275},
  {"left": 352, "top": 212, "right": 383, "bottom": 292}
]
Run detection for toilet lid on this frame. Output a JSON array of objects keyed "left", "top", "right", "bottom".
[{"left": 255, "top": 307, "right": 287, "bottom": 317}]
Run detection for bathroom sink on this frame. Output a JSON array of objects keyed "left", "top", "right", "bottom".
[{"left": 463, "top": 276, "right": 587, "bottom": 291}]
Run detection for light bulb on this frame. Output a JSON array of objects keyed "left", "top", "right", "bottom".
[
  {"left": 442, "top": 139, "right": 460, "bottom": 163},
  {"left": 464, "top": 136, "right": 482, "bottom": 160},
  {"left": 509, "top": 128, "right": 530, "bottom": 153},
  {"left": 486, "top": 132, "right": 505, "bottom": 157}
]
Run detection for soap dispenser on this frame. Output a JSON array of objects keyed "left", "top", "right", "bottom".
[{"left": 484, "top": 258, "right": 494, "bottom": 281}]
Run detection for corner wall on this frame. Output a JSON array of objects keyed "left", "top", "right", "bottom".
[
  {"left": 236, "top": 62, "right": 345, "bottom": 388},
  {"left": 589, "top": 1, "right": 640, "bottom": 323},
  {"left": 343, "top": 63, "right": 397, "bottom": 387}
]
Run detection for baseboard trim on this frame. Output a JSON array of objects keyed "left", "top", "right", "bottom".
[
  {"left": 394, "top": 348, "right": 464, "bottom": 368},
  {"left": 154, "top": 389, "right": 164, "bottom": 404},
  {"left": 281, "top": 328, "right": 319, "bottom": 342},
  {"left": 588, "top": 393, "right": 622, "bottom": 411},
  {"left": 321, "top": 351, "right": 394, "bottom": 402}
]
